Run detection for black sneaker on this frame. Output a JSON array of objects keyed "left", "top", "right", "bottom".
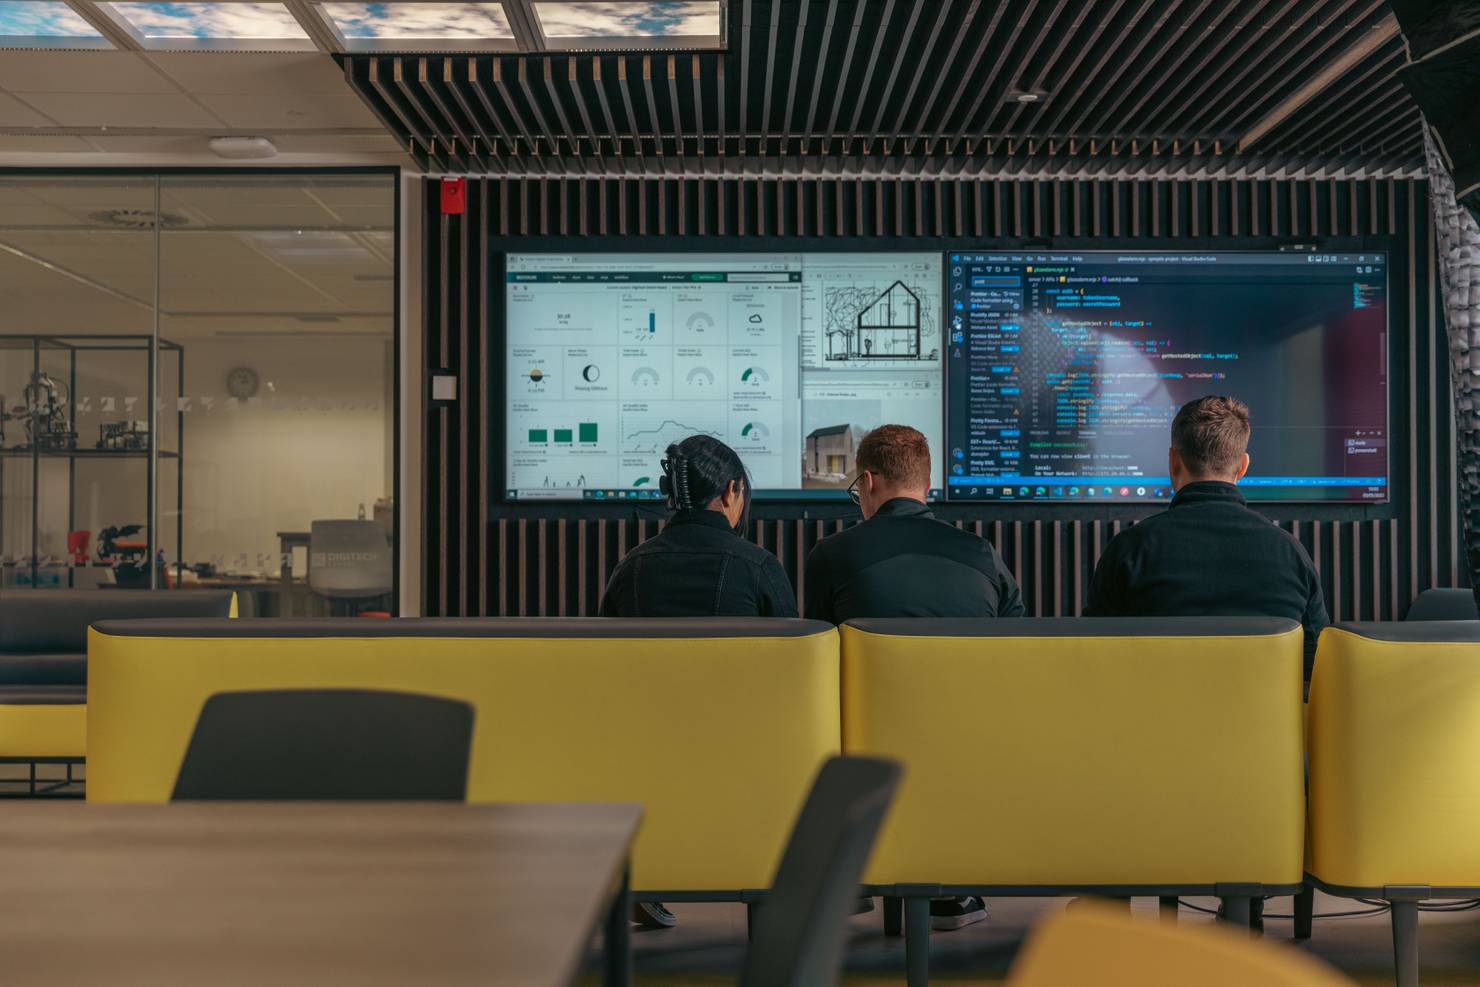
[
  {"left": 632, "top": 901, "right": 677, "bottom": 928},
  {"left": 929, "top": 896, "right": 987, "bottom": 931}
]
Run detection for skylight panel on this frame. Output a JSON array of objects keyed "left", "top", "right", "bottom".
[
  {"left": 532, "top": 1, "right": 723, "bottom": 49},
  {"left": 101, "top": 2, "right": 315, "bottom": 50},
  {"left": 318, "top": 2, "right": 515, "bottom": 51},
  {"left": 0, "top": 1, "right": 111, "bottom": 48}
]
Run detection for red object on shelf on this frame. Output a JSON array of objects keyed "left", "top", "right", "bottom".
[
  {"left": 66, "top": 530, "right": 90, "bottom": 565},
  {"left": 440, "top": 178, "right": 467, "bottom": 215}
]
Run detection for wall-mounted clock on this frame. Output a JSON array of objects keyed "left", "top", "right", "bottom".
[{"left": 226, "top": 367, "right": 259, "bottom": 399}]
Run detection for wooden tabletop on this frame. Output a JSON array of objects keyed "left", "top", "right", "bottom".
[{"left": 0, "top": 802, "right": 642, "bottom": 987}]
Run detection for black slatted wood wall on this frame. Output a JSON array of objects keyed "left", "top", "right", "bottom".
[{"left": 422, "top": 176, "right": 1463, "bottom": 620}]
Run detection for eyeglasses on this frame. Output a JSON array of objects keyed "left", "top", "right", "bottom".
[{"left": 847, "top": 475, "right": 862, "bottom": 505}]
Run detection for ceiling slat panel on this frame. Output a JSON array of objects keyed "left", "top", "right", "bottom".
[{"left": 336, "top": 0, "right": 1422, "bottom": 176}]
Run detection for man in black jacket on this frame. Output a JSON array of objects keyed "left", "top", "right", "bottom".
[
  {"left": 804, "top": 424, "right": 1024, "bottom": 625},
  {"left": 804, "top": 424, "right": 1022, "bottom": 932},
  {"left": 1085, "top": 395, "right": 1328, "bottom": 681}
]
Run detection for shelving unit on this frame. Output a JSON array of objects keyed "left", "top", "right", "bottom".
[{"left": 0, "top": 334, "right": 184, "bottom": 589}]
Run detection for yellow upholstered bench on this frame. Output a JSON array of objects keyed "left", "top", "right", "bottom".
[
  {"left": 842, "top": 616, "right": 1306, "bottom": 987},
  {"left": 1308, "top": 621, "right": 1480, "bottom": 987},
  {"left": 87, "top": 616, "right": 839, "bottom": 897}
]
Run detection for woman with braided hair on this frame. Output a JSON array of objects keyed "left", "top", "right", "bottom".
[
  {"left": 598, "top": 435, "right": 797, "bottom": 620},
  {"left": 600, "top": 435, "right": 798, "bottom": 930}
]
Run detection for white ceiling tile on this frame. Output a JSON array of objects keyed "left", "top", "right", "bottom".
[
  {"left": 0, "top": 92, "right": 58, "bottom": 127},
  {"left": 0, "top": 51, "right": 179, "bottom": 94},
  {"left": 145, "top": 52, "right": 351, "bottom": 95},
  {"left": 193, "top": 92, "right": 380, "bottom": 129},
  {"left": 15, "top": 92, "right": 224, "bottom": 128}
]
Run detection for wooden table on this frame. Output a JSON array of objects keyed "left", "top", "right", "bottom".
[{"left": 0, "top": 802, "right": 641, "bottom": 987}]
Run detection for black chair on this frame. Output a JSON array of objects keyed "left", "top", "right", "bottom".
[
  {"left": 739, "top": 756, "right": 902, "bottom": 987},
  {"left": 1404, "top": 587, "right": 1479, "bottom": 620},
  {"left": 171, "top": 689, "right": 474, "bottom": 800}
]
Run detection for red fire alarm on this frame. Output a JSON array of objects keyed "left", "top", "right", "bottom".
[{"left": 441, "top": 177, "right": 467, "bottom": 215}]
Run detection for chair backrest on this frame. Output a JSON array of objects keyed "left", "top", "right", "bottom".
[
  {"left": 1308, "top": 621, "right": 1480, "bottom": 890},
  {"left": 1403, "top": 587, "right": 1478, "bottom": 621},
  {"left": 842, "top": 617, "right": 1306, "bottom": 888},
  {"left": 739, "top": 756, "right": 901, "bottom": 987},
  {"left": 88, "top": 617, "right": 839, "bottom": 893},
  {"left": 1006, "top": 903, "right": 1355, "bottom": 986},
  {"left": 308, "top": 521, "right": 392, "bottom": 598},
  {"left": 0, "top": 589, "right": 235, "bottom": 655},
  {"left": 171, "top": 688, "right": 473, "bottom": 800}
]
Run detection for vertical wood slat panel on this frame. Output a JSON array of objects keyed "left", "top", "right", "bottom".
[{"left": 428, "top": 177, "right": 1458, "bottom": 620}]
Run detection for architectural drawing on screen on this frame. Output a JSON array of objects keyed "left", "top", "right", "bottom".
[{"left": 824, "top": 280, "right": 937, "bottom": 361}]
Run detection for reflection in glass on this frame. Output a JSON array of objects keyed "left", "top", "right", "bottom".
[
  {"left": 0, "top": 174, "right": 396, "bottom": 614},
  {"left": 158, "top": 175, "right": 395, "bottom": 616}
]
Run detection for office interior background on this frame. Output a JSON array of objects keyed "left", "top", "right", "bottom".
[
  {"left": 0, "top": 0, "right": 1465, "bottom": 623},
  {"left": 2, "top": 0, "right": 1480, "bottom": 984}
]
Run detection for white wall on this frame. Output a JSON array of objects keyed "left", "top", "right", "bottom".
[{"left": 178, "top": 335, "right": 391, "bottom": 576}]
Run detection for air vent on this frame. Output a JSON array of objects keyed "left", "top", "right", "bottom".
[
  {"left": 91, "top": 209, "right": 190, "bottom": 230},
  {"left": 295, "top": 314, "right": 341, "bottom": 323}
]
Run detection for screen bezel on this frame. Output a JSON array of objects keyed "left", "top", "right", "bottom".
[
  {"left": 940, "top": 246, "right": 1394, "bottom": 507},
  {"left": 488, "top": 234, "right": 1399, "bottom": 517}
]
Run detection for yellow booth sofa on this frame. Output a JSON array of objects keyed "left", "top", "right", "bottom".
[
  {"left": 842, "top": 616, "right": 1307, "bottom": 987},
  {"left": 87, "top": 616, "right": 840, "bottom": 898},
  {"left": 1308, "top": 621, "right": 1480, "bottom": 987}
]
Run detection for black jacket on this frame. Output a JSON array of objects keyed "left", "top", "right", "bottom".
[
  {"left": 598, "top": 509, "right": 798, "bottom": 618},
  {"left": 1085, "top": 481, "right": 1329, "bottom": 678},
  {"left": 804, "top": 498, "right": 1025, "bottom": 623}
]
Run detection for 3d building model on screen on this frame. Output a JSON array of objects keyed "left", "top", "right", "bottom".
[{"left": 804, "top": 424, "right": 864, "bottom": 485}]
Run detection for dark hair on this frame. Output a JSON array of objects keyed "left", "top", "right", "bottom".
[
  {"left": 856, "top": 424, "right": 932, "bottom": 488},
  {"left": 1170, "top": 395, "right": 1251, "bottom": 476},
  {"left": 660, "top": 435, "right": 752, "bottom": 531}
]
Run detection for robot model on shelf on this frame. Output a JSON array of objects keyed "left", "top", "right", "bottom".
[
  {"left": 97, "top": 524, "right": 150, "bottom": 587},
  {"left": 97, "top": 420, "right": 149, "bottom": 451},
  {"left": 2, "top": 371, "right": 77, "bottom": 451}
]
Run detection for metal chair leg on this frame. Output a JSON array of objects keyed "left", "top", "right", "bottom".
[
  {"left": 904, "top": 897, "right": 929, "bottom": 987},
  {"left": 1391, "top": 900, "right": 1419, "bottom": 987},
  {"left": 883, "top": 895, "right": 902, "bottom": 937},
  {"left": 1220, "top": 895, "right": 1252, "bottom": 934},
  {"left": 1294, "top": 887, "right": 1314, "bottom": 940},
  {"left": 1158, "top": 895, "right": 1179, "bottom": 923}
]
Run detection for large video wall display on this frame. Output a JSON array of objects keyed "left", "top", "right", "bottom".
[
  {"left": 945, "top": 250, "right": 1389, "bottom": 503},
  {"left": 500, "top": 247, "right": 1391, "bottom": 505},
  {"left": 503, "top": 252, "right": 944, "bottom": 500}
]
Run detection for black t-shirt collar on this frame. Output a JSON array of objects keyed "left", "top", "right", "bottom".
[
  {"left": 1170, "top": 480, "right": 1246, "bottom": 508},
  {"left": 871, "top": 497, "right": 934, "bottom": 519},
  {"left": 666, "top": 508, "right": 738, "bottom": 532}
]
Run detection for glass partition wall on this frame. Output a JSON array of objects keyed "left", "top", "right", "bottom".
[{"left": 0, "top": 172, "right": 397, "bottom": 616}]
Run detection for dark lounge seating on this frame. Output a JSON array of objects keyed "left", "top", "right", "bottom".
[{"left": 0, "top": 589, "right": 236, "bottom": 794}]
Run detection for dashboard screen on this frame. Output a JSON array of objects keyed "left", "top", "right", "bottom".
[
  {"left": 504, "top": 252, "right": 943, "bottom": 500},
  {"left": 945, "top": 250, "right": 1389, "bottom": 503}
]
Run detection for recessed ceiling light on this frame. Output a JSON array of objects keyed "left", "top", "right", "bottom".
[
  {"left": 209, "top": 136, "right": 278, "bottom": 160},
  {"left": 318, "top": 1, "right": 515, "bottom": 51},
  {"left": 1011, "top": 91, "right": 1046, "bottom": 104},
  {"left": 100, "top": 1, "right": 314, "bottom": 50},
  {"left": 532, "top": 1, "right": 723, "bottom": 49},
  {"left": 0, "top": 1, "right": 111, "bottom": 48}
]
